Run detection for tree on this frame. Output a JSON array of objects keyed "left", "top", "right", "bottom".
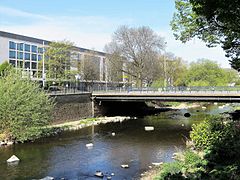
[
  {"left": 0, "top": 61, "right": 11, "bottom": 76},
  {"left": 81, "top": 51, "right": 100, "bottom": 81},
  {"left": 38, "top": 40, "right": 74, "bottom": 80},
  {"left": 171, "top": 0, "right": 240, "bottom": 71},
  {"left": 105, "top": 26, "right": 166, "bottom": 87},
  {"left": 151, "top": 54, "right": 187, "bottom": 87},
  {"left": 0, "top": 69, "right": 55, "bottom": 142},
  {"left": 181, "top": 59, "right": 238, "bottom": 86}
]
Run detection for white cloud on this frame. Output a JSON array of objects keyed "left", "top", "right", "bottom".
[
  {"left": 0, "top": 6, "right": 231, "bottom": 68},
  {"left": 0, "top": 6, "right": 51, "bottom": 20}
]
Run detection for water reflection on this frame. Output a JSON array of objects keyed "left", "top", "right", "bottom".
[{"left": 0, "top": 103, "right": 234, "bottom": 179}]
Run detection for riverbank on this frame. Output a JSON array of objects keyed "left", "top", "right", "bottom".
[
  {"left": 49, "top": 116, "right": 133, "bottom": 131},
  {"left": 0, "top": 116, "right": 133, "bottom": 147}
]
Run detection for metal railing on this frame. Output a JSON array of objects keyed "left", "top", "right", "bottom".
[{"left": 46, "top": 86, "right": 240, "bottom": 95}]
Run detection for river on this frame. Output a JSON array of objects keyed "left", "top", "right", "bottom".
[{"left": 0, "top": 103, "right": 234, "bottom": 180}]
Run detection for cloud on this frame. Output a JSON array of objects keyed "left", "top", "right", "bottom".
[
  {"left": 0, "top": 6, "right": 51, "bottom": 21},
  {"left": 0, "top": 5, "right": 231, "bottom": 68}
]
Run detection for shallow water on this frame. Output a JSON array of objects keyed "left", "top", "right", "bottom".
[{"left": 0, "top": 104, "right": 233, "bottom": 180}]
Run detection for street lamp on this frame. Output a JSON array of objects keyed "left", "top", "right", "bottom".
[
  {"left": 164, "top": 54, "right": 167, "bottom": 89},
  {"left": 42, "top": 41, "right": 46, "bottom": 88},
  {"left": 163, "top": 42, "right": 167, "bottom": 90}
]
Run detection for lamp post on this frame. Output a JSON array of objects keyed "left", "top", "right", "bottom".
[
  {"left": 163, "top": 42, "right": 167, "bottom": 90},
  {"left": 42, "top": 41, "right": 46, "bottom": 88},
  {"left": 164, "top": 54, "right": 167, "bottom": 89}
]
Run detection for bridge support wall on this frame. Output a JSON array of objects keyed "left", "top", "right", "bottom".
[{"left": 50, "top": 93, "right": 93, "bottom": 124}]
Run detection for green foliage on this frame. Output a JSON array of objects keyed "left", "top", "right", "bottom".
[
  {"left": 155, "top": 161, "right": 184, "bottom": 180},
  {"left": 151, "top": 78, "right": 165, "bottom": 88},
  {"left": 0, "top": 61, "right": 11, "bottom": 76},
  {"left": 171, "top": 0, "right": 240, "bottom": 71},
  {"left": 38, "top": 40, "right": 74, "bottom": 80},
  {"left": 182, "top": 151, "right": 207, "bottom": 178},
  {"left": 182, "top": 59, "right": 238, "bottom": 86},
  {"left": 155, "top": 151, "right": 207, "bottom": 180},
  {"left": 0, "top": 69, "right": 55, "bottom": 142},
  {"left": 155, "top": 115, "right": 240, "bottom": 179},
  {"left": 190, "top": 115, "right": 240, "bottom": 165}
]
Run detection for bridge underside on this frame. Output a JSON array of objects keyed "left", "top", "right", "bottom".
[{"left": 93, "top": 93, "right": 240, "bottom": 103}]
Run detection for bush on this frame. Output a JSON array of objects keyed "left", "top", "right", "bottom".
[
  {"left": 0, "top": 69, "right": 55, "bottom": 142},
  {"left": 190, "top": 115, "right": 240, "bottom": 165},
  {"left": 155, "top": 161, "right": 184, "bottom": 180}
]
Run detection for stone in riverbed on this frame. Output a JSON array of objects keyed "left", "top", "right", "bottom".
[
  {"left": 86, "top": 143, "right": 93, "bottom": 148},
  {"left": 94, "top": 171, "right": 104, "bottom": 178},
  {"left": 144, "top": 126, "right": 154, "bottom": 131},
  {"left": 152, "top": 162, "right": 163, "bottom": 166},
  {"left": 121, "top": 164, "right": 129, "bottom": 168},
  {"left": 184, "top": 113, "right": 191, "bottom": 117},
  {"left": 7, "top": 155, "right": 20, "bottom": 163},
  {"left": 40, "top": 176, "right": 54, "bottom": 180}
]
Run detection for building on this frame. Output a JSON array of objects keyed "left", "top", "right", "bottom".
[{"left": 0, "top": 31, "right": 107, "bottom": 82}]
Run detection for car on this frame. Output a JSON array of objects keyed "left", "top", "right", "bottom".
[{"left": 48, "top": 86, "right": 62, "bottom": 92}]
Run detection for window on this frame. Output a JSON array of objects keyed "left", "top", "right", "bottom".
[
  {"left": 9, "top": 41, "right": 16, "bottom": 49},
  {"left": 25, "top": 44, "right": 30, "bottom": 52},
  {"left": 17, "top": 52, "right": 23, "bottom": 59},
  {"left": 25, "top": 53, "right": 30, "bottom": 60},
  {"left": 25, "top": 62, "right": 30, "bottom": 69},
  {"left": 32, "top": 45, "right": 37, "bottom": 53},
  {"left": 17, "top": 61, "right": 23, "bottom": 68},
  {"left": 9, "top": 50, "right": 16, "bottom": 58},
  {"left": 38, "top": 55, "right": 42, "bottom": 61},
  {"left": 9, "top": 60, "right": 16, "bottom": 67},
  {"left": 38, "top": 47, "right": 43, "bottom": 54},
  {"left": 17, "top": 43, "right": 24, "bottom": 51},
  {"left": 32, "top": 62, "right": 37, "bottom": 69},
  {"left": 31, "top": 54, "right": 37, "bottom": 61}
]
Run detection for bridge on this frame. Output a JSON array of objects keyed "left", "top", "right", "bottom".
[
  {"left": 92, "top": 91, "right": 240, "bottom": 102},
  {"left": 49, "top": 88, "right": 240, "bottom": 119},
  {"left": 48, "top": 86, "right": 240, "bottom": 103}
]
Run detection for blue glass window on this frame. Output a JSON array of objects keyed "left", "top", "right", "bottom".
[
  {"left": 38, "top": 47, "right": 43, "bottom": 54},
  {"left": 32, "top": 62, "right": 37, "bottom": 69},
  {"left": 25, "top": 62, "right": 30, "bottom": 69},
  {"left": 9, "top": 60, "right": 16, "bottom": 67},
  {"left": 9, "top": 41, "right": 16, "bottom": 49},
  {"left": 25, "top": 53, "right": 30, "bottom": 60},
  {"left": 38, "top": 55, "right": 42, "bottom": 61},
  {"left": 17, "top": 52, "right": 23, "bottom": 59},
  {"left": 31, "top": 54, "right": 37, "bottom": 61},
  {"left": 17, "top": 43, "right": 24, "bottom": 51},
  {"left": 25, "top": 44, "right": 30, "bottom": 52},
  {"left": 32, "top": 45, "right": 37, "bottom": 53},
  {"left": 9, "top": 50, "right": 16, "bottom": 58}
]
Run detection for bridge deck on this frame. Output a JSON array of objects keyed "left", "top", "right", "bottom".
[{"left": 92, "top": 91, "right": 240, "bottom": 102}]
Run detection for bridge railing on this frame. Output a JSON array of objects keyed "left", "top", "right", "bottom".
[{"left": 46, "top": 86, "right": 240, "bottom": 95}]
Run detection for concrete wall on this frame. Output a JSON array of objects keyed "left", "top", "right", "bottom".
[
  {"left": 50, "top": 93, "right": 93, "bottom": 124},
  {"left": 0, "top": 37, "right": 9, "bottom": 64}
]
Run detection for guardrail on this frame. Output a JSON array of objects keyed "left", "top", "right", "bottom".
[{"left": 46, "top": 86, "right": 240, "bottom": 95}]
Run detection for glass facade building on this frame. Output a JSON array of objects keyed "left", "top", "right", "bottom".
[{"left": 0, "top": 31, "right": 107, "bottom": 81}]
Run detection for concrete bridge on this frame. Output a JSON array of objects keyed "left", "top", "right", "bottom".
[{"left": 92, "top": 91, "right": 240, "bottom": 102}]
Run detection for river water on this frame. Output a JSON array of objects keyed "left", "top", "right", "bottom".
[{"left": 0, "top": 104, "right": 233, "bottom": 180}]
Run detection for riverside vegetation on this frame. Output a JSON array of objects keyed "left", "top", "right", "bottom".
[
  {"left": 0, "top": 67, "right": 55, "bottom": 143},
  {"left": 154, "top": 115, "right": 240, "bottom": 179}
]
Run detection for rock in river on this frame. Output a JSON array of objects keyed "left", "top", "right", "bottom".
[{"left": 7, "top": 155, "right": 20, "bottom": 163}]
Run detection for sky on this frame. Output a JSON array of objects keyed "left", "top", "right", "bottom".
[{"left": 0, "top": 0, "right": 230, "bottom": 68}]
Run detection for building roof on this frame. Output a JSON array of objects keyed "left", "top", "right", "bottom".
[{"left": 0, "top": 31, "right": 106, "bottom": 56}]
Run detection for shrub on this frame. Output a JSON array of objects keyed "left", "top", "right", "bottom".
[
  {"left": 0, "top": 69, "right": 55, "bottom": 142},
  {"left": 154, "top": 161, "right": 184, "bottom": 180},
  {"left": 190, "top": 115, "right": 240, "bottom": 165}
]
